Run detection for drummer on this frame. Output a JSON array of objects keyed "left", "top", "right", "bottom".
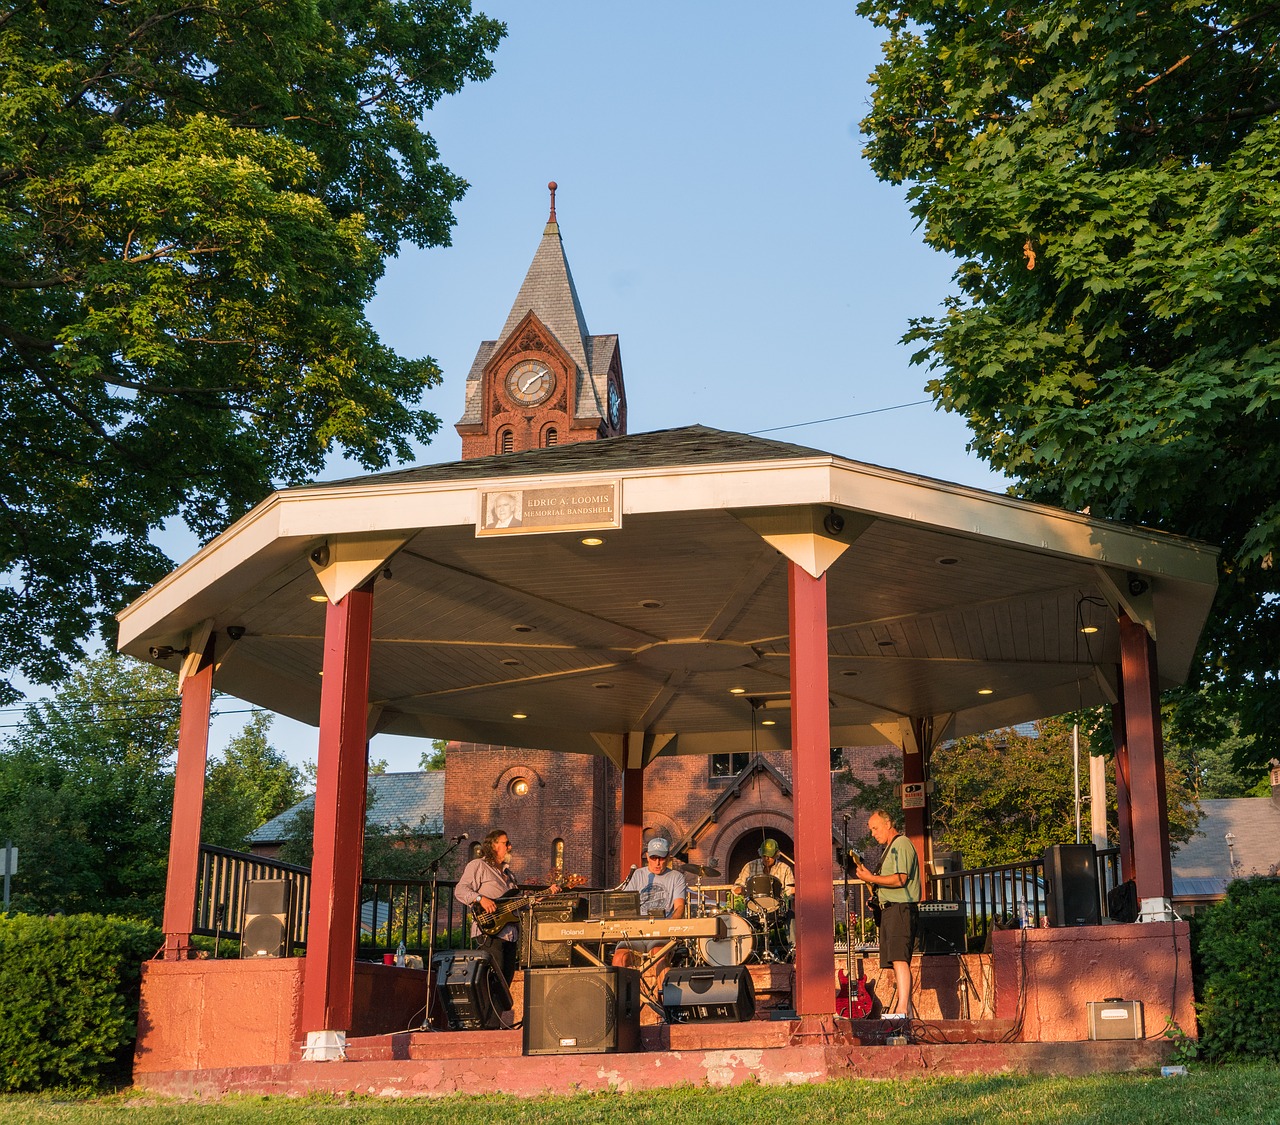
[{"left": 732, "top": 838, "right": 795, "bottom": 910}]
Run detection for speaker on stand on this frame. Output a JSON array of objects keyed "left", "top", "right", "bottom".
[
  {"left": 1043, "top": 844, "right": 1101, "bottom": 927},
  {"left": 240, "top": 878, "right": 294, "bottom": 958}
]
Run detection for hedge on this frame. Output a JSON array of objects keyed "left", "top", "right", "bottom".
[{"left": 0, "top": 913, "right": 160, "bottom": 1092}]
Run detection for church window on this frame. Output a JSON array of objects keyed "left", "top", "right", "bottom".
[
  {"left": 710, "top": 752, "right": 750, "bottom": 779},
  {"left": 552, "top": 837, "right": 565, "bottom": 871}
]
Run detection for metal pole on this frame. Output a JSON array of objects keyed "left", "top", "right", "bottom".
[
  {"left": 3, "top": 839, "right": 12, "bottom": 913},
  {"left": 1073, "top": 722, "right": 1082, "bottom": 844}
]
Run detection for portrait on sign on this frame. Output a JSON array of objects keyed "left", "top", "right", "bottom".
[{"left": 477, "top": 482, "right": 620, "bottom": 537}]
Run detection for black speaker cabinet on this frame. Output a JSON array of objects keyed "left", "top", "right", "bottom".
[
  {"left": 519, "top": 898, "right": 582, "bottom": 968},
  {"left": 240, "top": 878, "right": 293, "bottom": 958},
  {"left": 1108, "top": 879, "right": 1139, "bottom": 924},
  {"left": 432, "top": 950, "right": 512, "bottom": 1031},
  {"left": 1043, "top": 844, "right": 1101, "bottom": 927},
  {"left": 917, "top": 901, "right": 967, "bottom": 955},
  {"left": 663, "top": 966, "right": 756, "bottom": 1022},
  {"left": 523, "top": 967, "right": 641, "bottom": 1055}
]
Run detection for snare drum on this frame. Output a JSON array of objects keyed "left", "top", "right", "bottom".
[
  {"left": 745, "top": 873, "right": 784, "bottom": 915},
  {"left": 698, "top": 911, "right": 755, "bottom": 966}
]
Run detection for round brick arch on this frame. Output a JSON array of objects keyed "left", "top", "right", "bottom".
[{"left": 701, "top": 809, "right": 795, "bottom": 882}]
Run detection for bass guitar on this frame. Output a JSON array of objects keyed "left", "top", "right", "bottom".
[{"left": 470, "top": 873, "right": 585, "bottom": 936}]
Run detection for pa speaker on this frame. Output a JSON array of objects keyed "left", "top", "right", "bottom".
[
  {"left": 1108, "top": 879, "right": 1138, "bottom": 924},
  {"left": 240, "top": 878, "right": 293, "bottom": 958},
  {"left": 432, "top": 950, "right": 512, "bottom": 1031},
  {"left": 1043, "top": 844, "right": 1101, "bottom": 927},
  {"left": 523, "top": 967, "right": 640, "bottom": 1055},
  {"left": 519, "top": 898, "right": 581, "bottom": 968},
  {"left": 663, "top": 966, "right": 756, "bottom": 1022}
]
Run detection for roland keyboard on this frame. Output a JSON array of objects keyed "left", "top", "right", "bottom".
[{"left": 535, "top": 916, "right": 723, "bottom": 943}]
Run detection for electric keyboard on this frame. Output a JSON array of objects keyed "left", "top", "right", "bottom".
[{"left": 535, "top": 916, "right": 723, "bottom": 943}]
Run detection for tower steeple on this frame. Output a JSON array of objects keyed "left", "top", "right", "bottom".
[{"left": 456, "top": 183, "right": 627, "bottom": 459}]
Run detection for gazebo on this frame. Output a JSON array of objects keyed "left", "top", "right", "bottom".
[{"left": 117, "top": 425, "right": 1217, "bottom": 1087}]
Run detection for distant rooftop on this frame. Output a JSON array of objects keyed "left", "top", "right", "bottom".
[{"left": 249, "top": 771, "right": 444, "bottom": 845}]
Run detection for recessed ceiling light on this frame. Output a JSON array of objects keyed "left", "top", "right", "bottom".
[
  {"left": 841, "top": 670, "right": 859, "bottom": 677},
  {"left": 512, "top": 712, "right": 528, "bottom": 719},
  {"left": 977, "top": 688, "right": 994, "bottom": 696},
  {"left": 640, "top": 599, "right": 663, "bottom": 609},
  {"left": 501, "top": 658, "right": 521, "bottom": 666},
  {"left": 593, "top": 681, "right": 614, "bottom": 690},
  {"left": 936, "top": 556, "right": 960, "bottom": 566},
  {"left": 512, "top": 624, "right": 534, "bottom": 633},
  {"left": 761, "top": 719, "right": 776, "bottom": 727},
  {"left": 310, "top": 594, "right": 328, "bottom": 603},
  {"left": 581, "top": 537, "right": 604, "bottom": 547},
  {"left": 729, "top": 687, "right": 746, "bottom": 695},
  {"left": 1080, "top": 625, "right": 1099, "bottom": 634},
  {"left": 877, "top": 639, "right": 895, "bottom": 647}
]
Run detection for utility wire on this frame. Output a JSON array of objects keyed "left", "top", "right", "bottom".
[{"left": 748, "top": 399, "right": 931, "bottom": 435}]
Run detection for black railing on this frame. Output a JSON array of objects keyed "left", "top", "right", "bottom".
[{"left": 194, "top": 844, "right": 312, "bottom": 951}]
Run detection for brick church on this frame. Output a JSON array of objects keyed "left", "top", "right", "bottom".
[{"left": 440, "top": 184, "right": 885, "bottom": 888}]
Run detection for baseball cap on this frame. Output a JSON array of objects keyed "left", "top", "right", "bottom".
[
  {"left": 646, "top": 837, "right": 670, "bottom": 857},
  {"left": 759, "top": 838, "right": 779, "bottom": 858}
]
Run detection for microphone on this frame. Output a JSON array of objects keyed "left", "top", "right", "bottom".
[
  {"left": 452, "top": 833, "right": 468, "bottom": 843},
  {"left": 613, "top": 864, "right": 637, "bottom": 891}
]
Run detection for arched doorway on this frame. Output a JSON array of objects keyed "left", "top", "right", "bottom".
[{"left": 725, "top": 828, "right": 795, "bottom": 889}]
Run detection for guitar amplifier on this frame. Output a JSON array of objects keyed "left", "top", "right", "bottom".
[
  {"left": 917, "top": 900, "right": 966, "bottom": 955},
  {"left": 520, "top": 899, "right": 583, "bottom": 968},
  {"left": 587, "top": 891, "right": 642, "bottom": 920}
]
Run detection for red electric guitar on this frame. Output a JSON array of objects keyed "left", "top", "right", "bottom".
[{"left": 836, "top": 963, "right": 875, "bottom": 1019}]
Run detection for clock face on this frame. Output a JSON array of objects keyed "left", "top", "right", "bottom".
[
  {"left": 505, "top": 359, "right": 554, "bottom": 407},
  {"left": 608, "top": 382, "right": 622, "bottom": 428}
]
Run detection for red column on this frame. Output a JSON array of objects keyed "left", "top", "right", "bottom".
[
  {"left": 161, "top": 635, "right": 216, "bottom": 959},
  {"left": 300, "top": 584, "right": 374, "bottom": 1035},
  {"left": 1118, "top": 613, "right": 1173, "bottom": 906},
  {"left": 788, "top": 562, "right": 836, "bottom": 1017},
  {"left": 902, "top": 729, "right": 928, "bottom": 898},
  {"left": 1110, "top": 699, "right": 1136, "bottom": 883},
  {"left": 620, "top": 755, "right": 644, "bottom": 882}
]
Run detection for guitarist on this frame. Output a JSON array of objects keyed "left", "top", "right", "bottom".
[
  {"left": 854, "top": 809, "right": 920, "bottom": 1020},
  {"left": 454, "top": 828, "right": 525, "bottom": 985}
]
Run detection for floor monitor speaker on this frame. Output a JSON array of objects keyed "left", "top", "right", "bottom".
[
  {"left": 663, "top": 965, "right": 756, "bottom": 1022},
  {"left": 1043, "top": 844, "right": 1101, "bottom": 927},
  {"left": 432, "top": 950, "right": 512, "bottom": 1030},
  {"left": 1108, "top": 879, "right": 1139, "bottom": 924},
  {"left": 523, "top": 966, "right": 641, "bottom": 1055},
  {"left": 240, "top": 878, "right": 293, "bottom": 958}
]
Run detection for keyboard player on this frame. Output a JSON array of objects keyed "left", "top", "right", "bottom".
[{"left": 611, "top": 837, "right": 687, "bottom": 985}]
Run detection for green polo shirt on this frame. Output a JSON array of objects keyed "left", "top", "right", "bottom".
[{"left": 877, "top": 832, "right": 921, "bottom": 904}]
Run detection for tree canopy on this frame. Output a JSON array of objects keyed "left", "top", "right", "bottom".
[
  {"left": 202, "top": 712, "right": 305, "bottom": 850},
  {"left": 857, "top": 1, "right": 1280, "bottom": 766},
  {"left": 0, "top": 0, "right": 504, "bottom": 700}
]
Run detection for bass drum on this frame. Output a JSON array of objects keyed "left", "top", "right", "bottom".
[{"left": 698, "top": 911, "right": 755, "bottom": 967}]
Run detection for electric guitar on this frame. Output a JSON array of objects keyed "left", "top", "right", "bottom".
[
  {"left": 848, "top": 847, "right": 881, "bottom": 925},
  {"left": 836, "top": 964, "right": 875, "bottom": 1019},
  {"left": 470, "top": 873, "right": 585, "bottom": 936}
]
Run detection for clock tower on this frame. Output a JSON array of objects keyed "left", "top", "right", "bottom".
[{"left": 455, "top": 183, "right": 627, "bottom": 459}]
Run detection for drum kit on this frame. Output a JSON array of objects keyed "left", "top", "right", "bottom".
[{"left": 680, "top": 863, "right": 794, "bottom": 966}]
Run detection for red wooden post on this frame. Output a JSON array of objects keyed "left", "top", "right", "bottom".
[
  {"left": 620, "top": 754, "right": 644, "bottom": 882},
  {"left": 788, "top": 562, "right": 836, "bottom": 1017},
  {"left": 902, "top": 733, "right": 928, "bottom": 899},
  {"left": 1118, "top": 612, "right": 1173, "bottom": 910},
  {"left": 1110, "top": 699, "right": 1136, "bottom": 884},
  {"left": 161, "top": 635, "right": 216, "bottom": 959},
  {"left": 300, "top": 584, "right": 374, "bottom": 1035}
]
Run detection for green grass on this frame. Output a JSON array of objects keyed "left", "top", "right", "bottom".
[{"left": 0, "top": 1065, "right": 1277, "bottom": 1124}]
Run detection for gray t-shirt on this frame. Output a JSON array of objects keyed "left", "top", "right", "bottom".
[{"left": 620, "top": 865, "right": 688, "bottom": 917}]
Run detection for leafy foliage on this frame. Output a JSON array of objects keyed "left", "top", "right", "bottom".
[
  {"left": 1197, "top": 876, "right": 1280, "bottom": 1061},
  {"left": 0, "top": 656, "right": 179, "bottom": 920},
  {"left": 0, "top": 0, "right": 504, "bottom": 700},
  {"left": 202, "top": 712, "right": 305, "bottom": 850},
  {"left": 0, "top": 913, "right": 160, "bottom": 1092},
  {"left": 857, "top": 0, "right": 1280, "bottom": 767}
]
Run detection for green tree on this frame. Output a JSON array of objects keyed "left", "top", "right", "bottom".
[
  {"left": 0, "top": 1, "right": 504, "bottom": 702},
  {"left": 930, "top": 717, "right": 1201, "bottom": 868},
  {"left": 0, "top": 655, "right": 178, "bottom": 919},
  {"left": 419, "top": 739, "right": 448, "bottom": 770},
  {"left": 202, "top": 712, "right": 305, "bottom": 849},
  {"left": 857, "top": 1, "right": 1280, "bottom": 767}
]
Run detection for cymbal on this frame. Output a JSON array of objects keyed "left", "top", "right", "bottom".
[{"left": 680, "top": 863, "right": 721, "bottom": 878}]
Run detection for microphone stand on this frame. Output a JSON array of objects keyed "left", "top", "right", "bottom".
[
  {"left": 841, "top": 814, "right": 854, "bottom": 1015},
  {"left": 422, "top": 835, "right": 467, "bottom": 1030}
]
